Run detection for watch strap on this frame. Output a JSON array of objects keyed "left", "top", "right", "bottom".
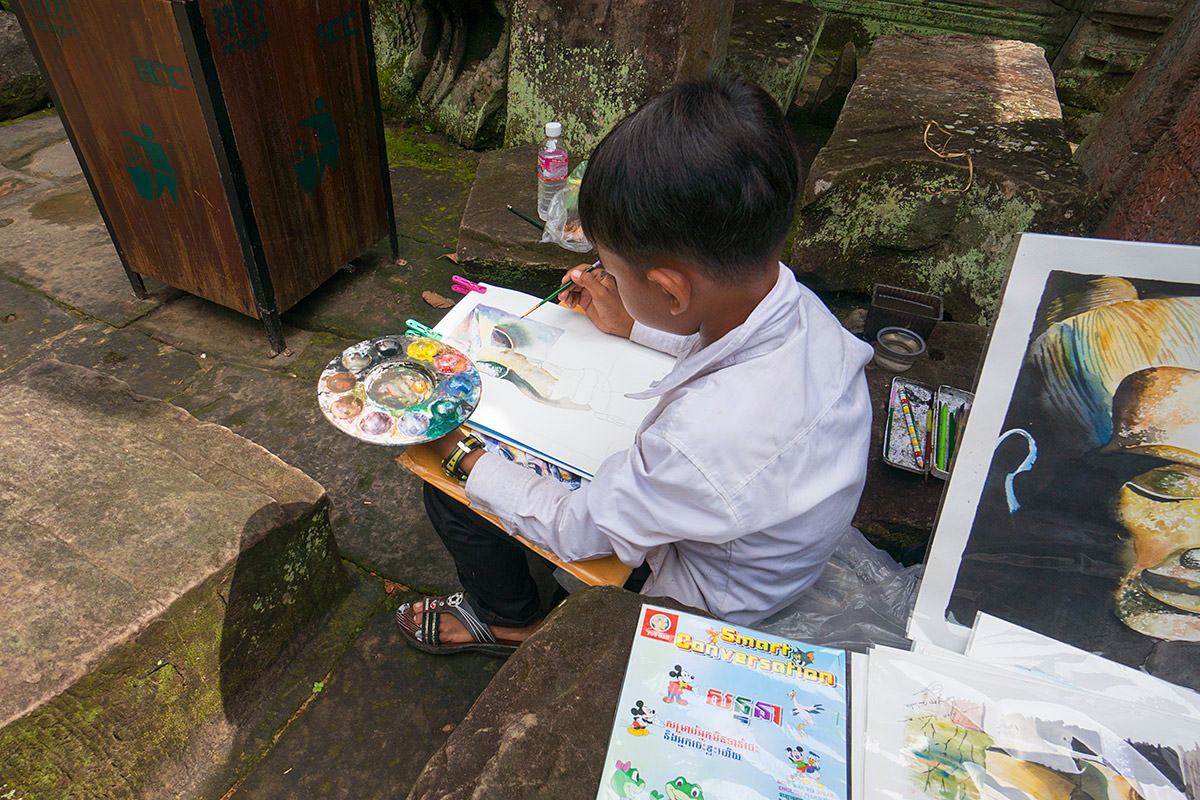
[{"left": 441, "top": 433, "right": 486, "bottom": 481}]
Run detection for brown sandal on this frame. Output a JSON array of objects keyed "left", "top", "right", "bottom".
[{"left": 395, "top": 592, "right": 522, "bottom": 657}]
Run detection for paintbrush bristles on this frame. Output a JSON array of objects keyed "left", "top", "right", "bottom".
[{"left": 519, "top": 303, "right": 540, "bottom": 318}]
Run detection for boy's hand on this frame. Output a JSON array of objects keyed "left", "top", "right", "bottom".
[{"left": 558, "top": 264, "right": 634, "bottom": 338}]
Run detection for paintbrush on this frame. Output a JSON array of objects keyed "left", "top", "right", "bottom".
[
  {"left": 506, "top": 204, "right": 546, "bottom": 231},
  {"left": 521, "top": 261, "right": 601, "bottom": 318}
]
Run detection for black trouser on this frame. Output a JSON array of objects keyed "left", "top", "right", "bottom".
[{"left": 422, "top": 483, "right": 650, "bottom": 628}]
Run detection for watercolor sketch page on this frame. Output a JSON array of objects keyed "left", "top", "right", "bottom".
[
  {"left": 433, "top": 284, "right": 676, "bottom": 478},
  {"left": 596, "top": 604, "right": 849, "bottom": 800},
  {"left": 862, "top": 645, "right": 1200, "bottom": 800},
  {"left": 909, "top": 234, "right": 1200, "bottom": 684},
  {"left": 964, "top": 613, "right": 1200, "bottom": 718}
]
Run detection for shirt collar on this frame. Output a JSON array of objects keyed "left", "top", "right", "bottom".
[{"left": 629, "top": 263, "right": 802, "bottom": 399}]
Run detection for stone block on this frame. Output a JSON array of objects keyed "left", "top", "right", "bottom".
[
  {"left": 0, "top": 12, "right": 49, "bottom": 121},
  {"left": 723, "top": 0, "right": 825, "bottom": 111},
  {"left": 505, "top": 0, "right": 734, "bottom": 153},
  {"left": 0, "top": 360, "right": 348, "bottom": 799},
  {"left": 406, "top": 585, "right": 702, "bottom": 800},
  {"left": 1095, "top": 137, "right": 1200, "bottom": 246},
  {"left": 372, "top": 0, "right": 510, "bottom": 148},
  {"left": 456, "top": 144, "right": 596, "bottom": 272},
  {"left": 808, "top": 0, "right": 1077, "bottom": 54},
  {"left": 789, "top": 34, "right": 1087, "bottom": 324},
  {"left": 1074, "top": 0, "right": 1200, "bottom": 239}
]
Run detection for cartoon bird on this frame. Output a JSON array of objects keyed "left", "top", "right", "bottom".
[
  {"left": 628, "top": 700, "right": 657, "bottom": 736},
  {"left": 788, "top": 690, "right": 824, "bottom": 734}
]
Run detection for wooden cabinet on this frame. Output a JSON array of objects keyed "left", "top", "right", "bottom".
[{"left": 14, "top": 0, "right": 397, "bottom": 353}]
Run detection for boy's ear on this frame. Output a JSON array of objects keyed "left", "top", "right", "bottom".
[{"left": 646, "top": 267, "right": 691, "bottom": 316}]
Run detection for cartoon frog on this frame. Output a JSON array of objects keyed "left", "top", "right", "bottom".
[
  {"left": 650, "top": 776, "right": 704, "bottom": 800},
  {"left": 610, "top": 760, "right": 646, "bottom": 798}
]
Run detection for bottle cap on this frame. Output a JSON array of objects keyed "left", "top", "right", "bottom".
[{"left": 545, "top": 121, "right": 562, "bottom": 138}]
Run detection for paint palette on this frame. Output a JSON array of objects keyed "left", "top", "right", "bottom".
[{"left": 317, "top": 335, "right": 482, "bottom": 446}]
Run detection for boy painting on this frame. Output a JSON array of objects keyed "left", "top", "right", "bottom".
[{"left": 397, "top": 74, "right": 874, "bottom": 656}]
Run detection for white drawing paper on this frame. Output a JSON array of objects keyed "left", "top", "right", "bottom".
[{"left": 965, "top": 613, "right": 1200, "bottom": 719}]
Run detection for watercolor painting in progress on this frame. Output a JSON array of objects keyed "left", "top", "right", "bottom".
[{"left": 433, "top": 284, "right": 676, "bottom": 478}]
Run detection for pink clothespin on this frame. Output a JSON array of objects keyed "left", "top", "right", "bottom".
[{"left": 451, "top": 275, "right": 486, "bottom": 294}]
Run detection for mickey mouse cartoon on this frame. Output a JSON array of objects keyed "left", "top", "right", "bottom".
[
  {"left": 628, "top": 700, "right": 657, "bottom": 736},
  {"left": 663, "top": 665, "right": 695, "bottom": 705}
]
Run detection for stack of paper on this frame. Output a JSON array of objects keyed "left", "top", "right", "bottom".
[{"left": 852, "top": 615, "right": 1200, "bottom": 800}]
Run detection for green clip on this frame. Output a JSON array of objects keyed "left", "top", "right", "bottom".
[{"left": 405, "top": 319, "right": 442, "bottom": 340}]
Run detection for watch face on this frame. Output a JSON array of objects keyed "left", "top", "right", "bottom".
[{"left": 318, "top": 335, "right": 482, "bottom": 446}]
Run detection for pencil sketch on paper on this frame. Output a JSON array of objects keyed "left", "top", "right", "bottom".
[{"left": 948, "top": 271, "right": 1200, "bottom": 688}]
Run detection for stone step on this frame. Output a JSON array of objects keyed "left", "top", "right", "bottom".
[
  {"left": 0, "top": 360, "right": 350, "bottom": 800},
  {"left": 789, "top": 32, "right": 1088, "bottom": 324}
]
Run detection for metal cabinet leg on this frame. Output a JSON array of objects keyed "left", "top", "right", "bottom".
[{"left": 261, "top": 308, "right": 288, "bottom": 356}]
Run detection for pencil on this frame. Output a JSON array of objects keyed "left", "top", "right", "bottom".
[
  {"left": 520, "top": 261, "right": 601, "bottom": 318},
  {"left": 506, "top": 204, "right": 545, "bottom": 231},
  {"left": 924, "top": 403, "right": 933, "bottom": 471},
  {"left": 937, "top": 402, "right": 950, "bottom": 471},
  {"left": 896, "top": 386, "right": 925, "bottom": 471}
]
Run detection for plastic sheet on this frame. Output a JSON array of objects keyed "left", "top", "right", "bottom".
[
  {"left": 540, "top": 161, "right": 592, "bottom": 253},
  {"left": 758, "top": 526, "right": 923, "bottom": 653}
]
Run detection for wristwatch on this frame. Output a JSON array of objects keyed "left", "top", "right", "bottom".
[{"left": 441, "top": 433, "right": 486, "bottom": 481}]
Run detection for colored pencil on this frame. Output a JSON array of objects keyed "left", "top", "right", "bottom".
[
  {"left": 896, "top": 386, "right": 925, "bottom": 471},
  {"left": 506, "top": 204, "right": 546, "bottom": 231},
  {"left": 924, "top": 404, "right": 933, "bottom": 471},
  {"left": 520, "top": 261, "right": 601, "bottom": 318},
  {"left": 937, "top": 402, "right": 951, "bottom": 471}
]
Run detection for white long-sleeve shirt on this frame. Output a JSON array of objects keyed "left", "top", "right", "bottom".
[{"left": 465, "top": 263, "right": 875, "bottom": 624}]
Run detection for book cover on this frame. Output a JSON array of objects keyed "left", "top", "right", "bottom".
[{"left": 597, "top": 604, "right": 850, "bottom": 800}]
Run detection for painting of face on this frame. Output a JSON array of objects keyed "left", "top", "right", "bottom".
[{"left": 944, "top": 270, "right": 1200, "bottom": 689}]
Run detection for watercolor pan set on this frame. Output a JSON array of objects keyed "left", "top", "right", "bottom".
[
  {"left": 882, "top": 378, "right": 972, "bottom": 478},
  {"left": 317, "top": 334, "right": 482, "bottom": 446}
]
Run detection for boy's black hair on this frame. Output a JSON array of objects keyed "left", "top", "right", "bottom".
[{"left": 579, "top": 73, "right": 801, "bottom": 284}]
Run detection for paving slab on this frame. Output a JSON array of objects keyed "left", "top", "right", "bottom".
[
  {"left": 134, "top": 292, "right": 315, "bottom": 369},
  {"left": 0, "top": 360, "right": 347, "bottom": 799},
  {"left": 284, "top": 239, "right": 461, "bottom": 344},
  {"left": 0, "top": 112, "right": 67, "bottom": 167},
  {"left": 225, "top": 593, "right": 503, "bottom": 800},
  {"left": 0, "top": 272, "right": 80, "bottom": 378},
  {"left": 34, "top": 320, "right": 207, "bottom": 401},
  {"left": 170, "top": 359, "right": 457, "bottom": 590},
  {"left": 23, "top": 138, "right": 81, "bottom": 178},
  {"left": 0, "top": 175, "right": 172, "bottom": 326}
]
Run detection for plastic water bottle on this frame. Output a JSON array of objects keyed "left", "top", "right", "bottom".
[{"left": 537, "top": 121, "right": 568, "bottom": 220}]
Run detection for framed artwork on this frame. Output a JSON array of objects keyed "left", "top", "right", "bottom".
[{"left": 910, "top": 233, "right": 1200, "bottom": 693}]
